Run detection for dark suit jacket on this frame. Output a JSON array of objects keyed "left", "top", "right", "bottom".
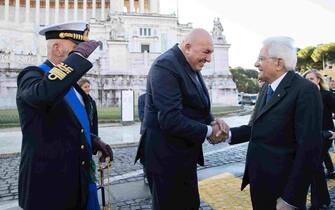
[
  {"left": 16, "top": 54, "right": 94, "bottom": 210},
  {"left": 135, "top": 44, "right": 214, "bottom": 177},
  {"left": 321, "top": 90, "right": 335, "bottom": 130},
  {"left": 138, "top": 93, "right": 146, "bottom": 135},
  {"left": 230, "top": 71, "right": 323, "bottom": 208},
  {"left": 320, "top": 89, "right": 335, "bottom": 139}
]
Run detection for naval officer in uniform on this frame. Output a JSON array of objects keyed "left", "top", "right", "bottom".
[{"left": 16, "top": 22, "right": 113, "bottom": 210}]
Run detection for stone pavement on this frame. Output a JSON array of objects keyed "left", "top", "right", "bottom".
[
  {"left": 2, "top": 142, "right": 335, "bottom": 209},
  {"left": 0, "top": 140, "right": 248, "bottom": 210},
  {"left": 2, "top": 112, "right": 335, "bottom": 209}
]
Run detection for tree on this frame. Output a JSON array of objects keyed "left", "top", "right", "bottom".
[
  {"left": 311, "top": 43, "right": 335, "bottom": 68},
  {"left": 230, "top": 67, "right": 259, "bottom": 93},
  {"left": 244, "top": 69, "right": 259, "bottom": 79},
  {"left": 296, "top": 46, "right": 319, "bottom": 72},
  {"left": 296, "top": 42, "right": 335, "bottom": 72}
]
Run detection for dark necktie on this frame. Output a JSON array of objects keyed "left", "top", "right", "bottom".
[{"left": 266, "top": 86, "right": 274, "bottom": 104}]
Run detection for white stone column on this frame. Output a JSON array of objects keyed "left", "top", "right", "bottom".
[
  {"left": 130, "top": 0, "right": 135, "bottom": 13},
  {"left": 92, "top": 0, "right": 96, "bottom": 19},
  {"left": 83, "top": 0, "right": 87, "bottom": 20},
  {"left": 55, "top": 0, "right": 59, "bottom": 23},
  {"left": 4, "top": 0, "right": 9, "bottom": 21},
  {"left": 74, "top": 0, "right": 78, "bottom": 21},
  {"left": 110, "top": 0, "right": 125, "bottom": 14},
  {"left": 35, "top": 0, "right": 40, "bottom": 25},
  {"left": 150, "top": 0, "right": 158, "bottom": 13},
  {"left": 45, "top": 0, "right": 50, "bottom": 25},
  {"left": 15, "top": 0, "right": 20, "bottom": 23},
  {"left": 25, "top": 0, "right": 30, "bottom": 23},
  {"left": 120, "top": 0, "right": 125, "bottom": 12},
  {"left": 139, "top": 0, "right": 144, "bottom": 13},
  {"left": 101, "top": 0, "right": 105, "bottom": 20},
  {"left": 65, "top": 0, "right": 69, "bottom": 22}
]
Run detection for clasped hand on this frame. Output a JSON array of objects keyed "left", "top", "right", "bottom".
[
  {"left": 91, "top": 134, "right": 114, "bottom": 163},
  {"left": 207, "top": 118, "right": 229, "bottom": 145}
]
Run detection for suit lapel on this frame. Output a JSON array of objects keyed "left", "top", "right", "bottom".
[
  {"left": 197, "top": 72, "right": 210, "bottom": 108},
  {"left": 249, "top": 85, "right": 267, "bottom": 124},
  {"left": 171, "top": 45, "right": 210, "bottom": 108},
  {"left": 184, "top": 66, "right": 210, "bottom": 108},
  {"left": 254, "top": 71, "right": 295, "bottom": 121}
]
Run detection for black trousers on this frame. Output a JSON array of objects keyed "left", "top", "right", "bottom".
[
  {"left": 310, "top": 141, "right": 331, "bottom": 208},
  {"left": 147, "top": 169, "right": 200, "bottom": 210},
  {"left": 310, "top": 165, "right": 331, "bottom": 208},
  {"left": 323, "top": 139, "right": 334, "bottom": 172},
  {"left": 249, "top": 183, "right": 307, "bottom": 210}
]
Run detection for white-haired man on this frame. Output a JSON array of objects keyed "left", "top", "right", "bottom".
[{"left": 220, "top": 36, "right": 322, "bottom": 210}]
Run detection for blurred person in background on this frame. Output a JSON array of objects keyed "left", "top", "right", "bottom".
[
  {"left": 328, "top": 77, "right": 335, "bottom": 94},
  {"left": 137, "top": 92, "right": 148, "bottom": 184},
  {"left": 79, "top": 78, "right": 98, "bottom": 136},
  {"left": 303, "top": 69, "right": 335, "bottom": 210}
]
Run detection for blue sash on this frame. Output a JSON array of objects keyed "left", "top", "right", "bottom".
[{"left": 39, "top": 64, "right": 100, "bottom": 210}]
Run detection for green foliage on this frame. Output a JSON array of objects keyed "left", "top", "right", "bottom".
[
  {"left": 311, "top": 43, "right": 335, "bottom": 62},
  {"left": 297, "top": 46, "right": 320, "bottom": 73},
  {"left": 244, "top": 69, "right": 259, "bottom": 79},
  {"left": 0, "top": 109, "right": 20, "bottom": 127},
  {"left": 229, "top": 67, "right": 259, "bottom": 93},
  {"left": 297, "top": 42, "right": 335, "bottom": 72}
]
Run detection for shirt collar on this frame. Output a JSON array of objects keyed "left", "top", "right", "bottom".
[{"left": 270, "top": 72, "right": 287, "bottom": 92}]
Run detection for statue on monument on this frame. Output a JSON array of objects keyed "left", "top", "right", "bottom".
[
  {"left": 212, "top": 17, "right": 227, "bottom": 44},
  {"left": 109, "top": 16, "right": 126, "bottom": 41}
]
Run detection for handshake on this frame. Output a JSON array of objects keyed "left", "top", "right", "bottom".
[{"left": 207, "top": 118, "right": 229, "bottom": 145}]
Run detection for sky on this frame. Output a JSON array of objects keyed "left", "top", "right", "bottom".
[{"left": 160, "top": 0, "right": 335, "bottom": 69}]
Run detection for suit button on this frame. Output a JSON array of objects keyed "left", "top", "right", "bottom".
[
  {"left": 81, "top": 161, "right": 85, "bottom": 165},
  {"left": 81, "top": 145, "right": 85, "bottom": 150},
  {"left": 81, "top": 129, "right": 84, "bottom": 133}
]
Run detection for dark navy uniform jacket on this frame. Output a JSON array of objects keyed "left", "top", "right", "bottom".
[{"left": 16, "top": 53, "right": 94, "bottom": 210}]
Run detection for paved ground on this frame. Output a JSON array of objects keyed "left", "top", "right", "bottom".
[
  {"left": 2, "top": 142, "right": 335, "bottom": 210},
  {"left": 2, "top": 111, "right": 335, "bottom": 210},
  {"left": 0, "top": 140, "right": 248, "bottom": 209}
]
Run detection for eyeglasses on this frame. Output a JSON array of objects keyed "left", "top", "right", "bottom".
[{"left": 257, "top": 56, "right": 280, "bottom": 62}]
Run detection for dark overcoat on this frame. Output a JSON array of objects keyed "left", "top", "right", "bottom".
[{"left": 230, "top": 71, "right": 323, "bottom": 209}]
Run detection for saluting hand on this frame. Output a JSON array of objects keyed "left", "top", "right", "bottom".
[{"left": 71, "top": 40, "right": 102, "bottom": 58}]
